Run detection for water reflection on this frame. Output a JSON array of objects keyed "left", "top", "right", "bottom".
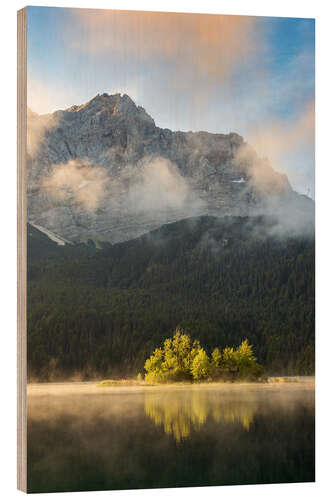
[
  {"left": 145, "top": 390, "right": 256, "bottom": 441},
  {"left": 27, "top": 382, "right": 315, "bottom": 492}
]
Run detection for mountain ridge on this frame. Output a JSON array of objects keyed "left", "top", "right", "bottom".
[{"left": 27, "top": 92, "right": 313, "bottom": 243}]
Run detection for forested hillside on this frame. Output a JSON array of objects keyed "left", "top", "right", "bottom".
[{"left": 27, "top": 216, "right": 315, "bottom": 381}]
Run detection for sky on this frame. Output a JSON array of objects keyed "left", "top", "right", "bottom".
[{"left": 27, "top": 7, "right": 315, "bottom": 196}]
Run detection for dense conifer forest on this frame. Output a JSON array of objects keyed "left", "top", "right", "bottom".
[{"left": 27, "top": 216, "right": 315, "bottom": 381}]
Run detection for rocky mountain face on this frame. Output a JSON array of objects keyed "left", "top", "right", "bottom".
[{"left": 27, "top": 93, "right": 314, "bottom": 243}]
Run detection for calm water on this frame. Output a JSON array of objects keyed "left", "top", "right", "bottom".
[{"left": 27, "top": 380, "right": 315, "bottom": 493}]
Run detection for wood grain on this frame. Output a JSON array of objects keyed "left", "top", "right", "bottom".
[{"left": 17, "top": 7, "right": 27, "bottom": 493}]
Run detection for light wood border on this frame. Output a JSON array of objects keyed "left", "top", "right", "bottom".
[{"left": 17, "top": 7, "right": 27, "bottom": 493}]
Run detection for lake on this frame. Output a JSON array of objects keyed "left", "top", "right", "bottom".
[{"left": 27, "top": 380, "right": 315, "bottom": 493}]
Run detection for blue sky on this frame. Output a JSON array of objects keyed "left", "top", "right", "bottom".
[{"left": 27, "top": 7, "right": 315, "bottom": 196}]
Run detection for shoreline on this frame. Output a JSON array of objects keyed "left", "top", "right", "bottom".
[
  {"left": 27, "top": 375, "right": 315, "bottom": 387},
  {"left": 27, "top": 377, "right": 315, "bottom": 396}
]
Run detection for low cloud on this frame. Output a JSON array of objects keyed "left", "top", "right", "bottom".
[
  {"left": 234, "top": 143, "right": 291, "bottom": 197},
  {"left": 42, "top": 159, "right": 109, "bottom": 210},
  {"left": 128, "top": 156, "right": 203, "bottom": 214},
  {"left": 41, "top": 156, "right": 204, "bottom": 217},
  {"left": 233, "top": 141, "right": 314, "bottom": 237},
  {"left": 27, "top": 109, "right": 58, "bottom": 158},
  {"left": 247, "top": 100, "right": 315, "bottom": 195},
  {"left": 248, "top": 101, "right": 314, "bottom": 161}
]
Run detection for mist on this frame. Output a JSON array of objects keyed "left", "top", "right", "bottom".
[
  {"left": 42, "top": 159, "right": 109, "bottom": 211},
  {"left": 27, "top": 381, "right": 315, "bottom": 492},
  {"left": 232, "top": 142, "right": 314, "bottom": 237},
  {"left": 27, "top": 108, "right": 58, "bottom": 158},
  {"left": 247, "top": 100, "right": 315, "bottom": 197},
  {"left": 127, "top": 156, "right": 205, "bottom": 214},
  {"left": 40, "top": 155, "right": 206, "bottom": 223},
  {"left": 38, "top": 147, "right": 314, "bottom": 242}
]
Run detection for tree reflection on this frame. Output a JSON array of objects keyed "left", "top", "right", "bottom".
[{"left": 144, "top": 390, "right": 256, "bottom": 441}]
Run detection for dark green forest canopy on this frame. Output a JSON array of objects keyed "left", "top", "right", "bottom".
[{"left": 27, "top": 216, "right": 315, "bottom": 381}]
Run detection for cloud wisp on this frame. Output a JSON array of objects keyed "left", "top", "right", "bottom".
[
  {"left": 70, "top": 10, "right": 260, "bottom": 84},
  {"left": 42, "top": 160, "right": 109, "bottom": 211},
  {"left": 41, "top": 156, "right": 205, "bottom": 218},
  {"left": 127, "top": 156, "right": 204, "bottom": 214}
]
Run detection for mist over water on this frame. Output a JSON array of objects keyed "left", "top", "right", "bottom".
[{"left": 27, "top": 381, "right": 314, "bottom": 493}]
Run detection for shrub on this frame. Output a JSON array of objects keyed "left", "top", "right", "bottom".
[
  {"left": 191, "top": 348, "right": 211, "bottom": 380},
  {"left": 144, "top": 330, "right": 202, "bottom": 383},
  {"left": 144, "top": 332, "right": 263, "bottom": 383}
]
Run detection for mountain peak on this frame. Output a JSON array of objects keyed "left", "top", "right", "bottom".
[
  {"left": 27, "top": 91, "right": 313, "bottom": 244},
  {"left": 66, "top": 92, "right": 119, "bottom": 113},
  {"left": 64, "top": 92, "right": 155, "bottom": 125}
]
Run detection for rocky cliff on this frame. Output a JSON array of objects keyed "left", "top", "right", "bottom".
[{"left": 27, "top": 93, "right": 313, "bottom": 243}]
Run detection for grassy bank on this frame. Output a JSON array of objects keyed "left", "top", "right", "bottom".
[{"left": 97, "top": 376, "right": 306, "bottom": 388}]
